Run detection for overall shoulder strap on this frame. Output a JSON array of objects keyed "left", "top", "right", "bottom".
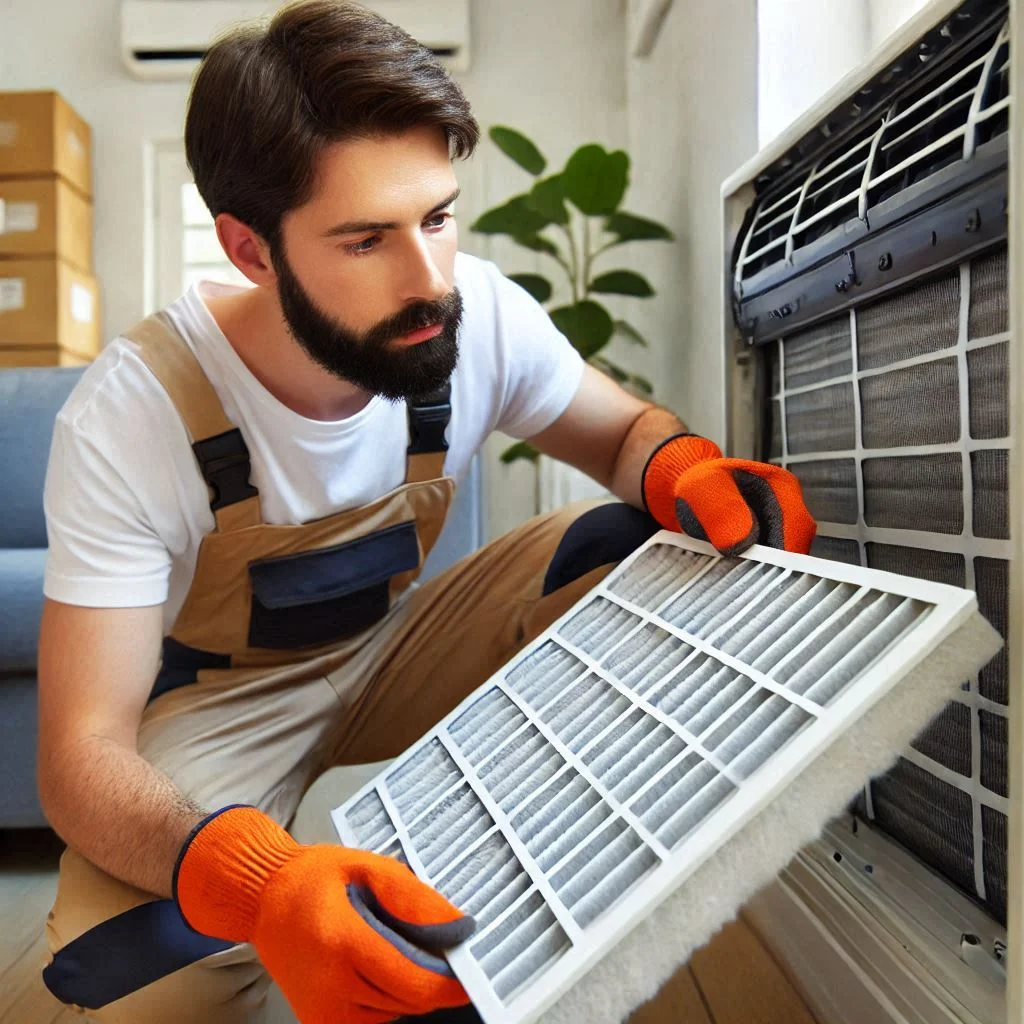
[
  {"left": 405, "top": 383, "right": 452, "bottom": 484},
  {"left": 124, "top": 313, "right": 262, "bottom": 531}
]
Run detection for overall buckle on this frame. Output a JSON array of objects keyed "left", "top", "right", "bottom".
[
  {"left": 192, "top": 429, "right": 259, "bottom": 511},
  {"left": 407, "top": 387, "right": 452, "bottom": 455}
]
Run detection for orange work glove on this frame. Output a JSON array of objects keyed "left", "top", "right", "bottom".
[
  {"left": 642, "top": 434, "right": 816, "bottom": 556},
  {"left": 174, "top": 805, "right": 475, "bottom": 1024}
]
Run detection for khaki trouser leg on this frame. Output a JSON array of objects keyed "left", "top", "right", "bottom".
[{"left": 44, "top": 667, "right": 343, "bottom": 1024}]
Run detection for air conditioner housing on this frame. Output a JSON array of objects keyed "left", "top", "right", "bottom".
[
  {"left": 721, "top": 0, "right": 1019, "bottom": 1021},
  {"left": 120, "top": 0, "right": 471, "bottom": 80}
]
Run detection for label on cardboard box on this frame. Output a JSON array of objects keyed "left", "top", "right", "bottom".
[
  {"left": 0, "top": 278, "right": 26, "bottom": 312},
  {"left": 0, "top": 121, "right": 16, "bottom": 147},
  {"left": 67, "top": 129, "right": 86, "bottom": 160},
  {"left": 0, "top": 201, "right": 40, "bottom": 234},
  {"left": 71, "top": 282, "right": 94, "bottom": 324}
]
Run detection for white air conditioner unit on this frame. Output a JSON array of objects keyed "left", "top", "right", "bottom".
[
  {"left": 723, "top": 1, "right": 1020, "bottom": 1022},
  {"left": 120, "top": 0, "right": 471, "bottom": 80}
]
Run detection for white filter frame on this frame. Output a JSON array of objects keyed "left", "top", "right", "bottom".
[{"left": 333, "top": 532, "right": 979, "bottom": 1024}]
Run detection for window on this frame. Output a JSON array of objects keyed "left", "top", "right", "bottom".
[
  {"left": 151, "top": 142, "right": 248, "bottom": 310},
  {"left": 180, "top": 182, "right": 250, "bottom": 293}
]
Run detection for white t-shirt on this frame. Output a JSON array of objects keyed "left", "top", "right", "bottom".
[{"left": 43, "top": 252, "right": 584, "bottom": 631}]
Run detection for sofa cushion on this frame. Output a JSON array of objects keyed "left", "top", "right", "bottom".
[
  {"left": 0, "top": 366, "right": 86, "bottom": 548},
  {"left": 0, "top": 548, "right": 47, "bottom": 672},
  {"left": 0, "top": 674, "right": 47, "bottom": 827}
]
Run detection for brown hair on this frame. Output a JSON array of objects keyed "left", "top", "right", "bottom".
[{"left": 184, "top": 0, "right": 479, "bottom": 250}]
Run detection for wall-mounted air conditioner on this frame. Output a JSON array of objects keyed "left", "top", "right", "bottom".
[
  {"left": 722, "top": 0, "right": 1020, "bottom": 1021},
  {"left": 120, "top": 0, "right": 471, "bottom": 80}
]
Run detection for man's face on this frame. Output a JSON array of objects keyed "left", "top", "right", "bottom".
[{"left": 272, "top": 127, "right": 462, "bottom": 401}]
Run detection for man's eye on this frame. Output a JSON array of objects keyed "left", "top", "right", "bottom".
[
  {"left": 425, "top": 213, "right": 451, "bottom": 229},
  {"left": 345, "top": 236, "right": 379, "bottom": 255}
]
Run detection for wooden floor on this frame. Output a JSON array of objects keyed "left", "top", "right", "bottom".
[
  {"left": 0, "top": 830, "right": 74, "bottom": 1024},
  {"left": 0, "top": 827, "right": 817, "bottom": 1024}
]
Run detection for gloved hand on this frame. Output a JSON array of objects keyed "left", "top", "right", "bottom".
[
  {"left": 642, "top": 434, "right": 816, "bottom": 556},
  {"left": 174, "top": 805, "right": 475, "bottom": 1024}
]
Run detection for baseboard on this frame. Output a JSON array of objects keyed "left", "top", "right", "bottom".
[{"left": 745, "top": 818, "right": 1006, "bottom": 1024}]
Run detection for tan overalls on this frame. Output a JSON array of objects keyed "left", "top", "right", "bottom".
[{"left": 40, "top": 314, "right": 668, "bottom": 1023}]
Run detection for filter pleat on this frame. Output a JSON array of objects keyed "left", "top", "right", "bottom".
[
  {"left": 560, "top": 598, "right": 643, "bottom": 659},
  {"left": 506, "top": 642, "right": 588, "bottom": 710},
  {"left": 764, "top": 583, "right": 865, "bottom": 679},
  {"left": 608, "top": 544, "right": 712, "bottom": 607}
]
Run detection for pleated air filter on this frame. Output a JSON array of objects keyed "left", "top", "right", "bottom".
[{"left": 332, "top": 533, "right": 1001, "bottom": 1024}]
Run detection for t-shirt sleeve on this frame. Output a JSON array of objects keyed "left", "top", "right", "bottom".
[
  {"left": 489, "top": 266, "right": 585, "bottom": 440},
  {"left": 43, "top": 414, "right": 172, "bottom": 608}
]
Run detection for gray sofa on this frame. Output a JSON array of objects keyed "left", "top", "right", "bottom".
[{"left": 0, "top": 366, "right": 86, "bottom": 828}]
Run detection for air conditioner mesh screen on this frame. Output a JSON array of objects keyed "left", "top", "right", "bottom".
[{"left": 765, "top": 246, "right": 1011, "bottom": 923}]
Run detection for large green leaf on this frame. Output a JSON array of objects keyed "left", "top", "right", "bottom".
[
  {"left": 591, "top": 355, "right": 628, "bottom": 383},
  {"left": 614, "top": 320, "right": 649, "bottom": 347},
  {"left": 549, "top": 300, "right": 614, "bottom": 358},
  {"left": 590, "top": 270, "right": 655, "bottom": 297},
  {"left": 470, "top": 196, "right": 550, "bottom": 237},
  {"left": 562, "top": 145, "right": 630, "bottom": 216},
  {"left": 594, "top": 356, "right": 654, "bottom": 396},
  {"left": 514, "top": 234, "right": 561, "bottom": 258},
  {"left": 509, "top": 273, "right": 553, "bottom": 303},
  {"left": 604, "top": 211, "right": 674, "bottom": 242},
  {"left": 500, "top": 440, "right": 540, "bottom": 464},
  {"left": 525, "top": 175, "right": 569, "bottom": 225},
  {"left": 489, "top": 126, "right": 546, "bottom": 176}
]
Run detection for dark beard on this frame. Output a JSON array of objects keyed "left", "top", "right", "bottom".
[{"left": 272, "top": 248, "right": 461, "bottom": 401}]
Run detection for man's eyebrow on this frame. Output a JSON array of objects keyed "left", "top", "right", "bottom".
[{"left": 323, "top": 188, "right": 461, "bottom": 237}]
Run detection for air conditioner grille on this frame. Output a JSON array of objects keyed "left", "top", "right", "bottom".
[
  {"left": 870, "top": 757, "right": 978, "bottom": 893},
  {"left": 763, "top": 245, "right": 1011, "bottom": 924},
  {"left": 735, "top": 13, "right": 1010, "bottom": 294},
  {"left": 913, "top": 701, "right": 972, "bottom": 776}
]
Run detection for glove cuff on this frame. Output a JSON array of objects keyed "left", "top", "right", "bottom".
[
  {"left": 173, "top": 805, "right": 300, "bottom": 942},
  {"left": 641, "top": 433, "right": 723, "bottom": 529}
]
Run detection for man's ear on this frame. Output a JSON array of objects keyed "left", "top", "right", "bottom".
[{"left": 215, "top": 213, "right": 277, "bottom": 287}]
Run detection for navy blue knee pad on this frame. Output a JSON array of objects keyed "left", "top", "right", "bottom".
[
  {"left": 542, "top": 503, "right": 660, "bottom": 596},
  {"left": 43, "top": 900, "right": 233, "bottom": 1009}
]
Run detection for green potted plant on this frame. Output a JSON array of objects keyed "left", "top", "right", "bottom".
[{"left": 470, "top": 126, "right": 675, "bottom": 463}]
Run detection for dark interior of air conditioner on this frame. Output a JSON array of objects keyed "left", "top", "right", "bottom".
[{"left": 732, "top": 0, "right": 1012, "bottom": 930}]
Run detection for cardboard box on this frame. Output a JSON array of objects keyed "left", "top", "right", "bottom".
[
  {"left": 0, "top": 346, "right": 91, "bottom": 368},
  {"left": 0, "top": 258, "right": 100, "bottom": 358},
  {"left": 0, "top": 91, "right": 92, "bottom": 199},
  {"left": 0, "top": 177, "right": 93, "bottom": 271}
]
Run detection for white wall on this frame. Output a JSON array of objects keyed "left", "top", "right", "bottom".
[
  {"left": 623, "top": 0, "right": 760, "bottom": 446},
  {"left": 869, "top": 0, "right": 931, "bottom": 51},
  {"left": 757, "top": 0, "right": 870, "bottom": 148},
  {"left": 0, "top": 0, "right": 192, "bottom": 348},
  {"left": 758, "top": 0, "right": 935, "bottom": 149},
  {"left": 453, "top": 0, "right": 628, "bottom": 538},
  {"left": 0, "top": 0, "right": 627, "bottom": 540}
]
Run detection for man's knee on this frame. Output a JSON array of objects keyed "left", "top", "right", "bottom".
[
  {"left": 543, "top": 501, "right": 660, "bottom": 596},
  {"left": 44, "top": 848, "right": 265, "bottom": 1023}
]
